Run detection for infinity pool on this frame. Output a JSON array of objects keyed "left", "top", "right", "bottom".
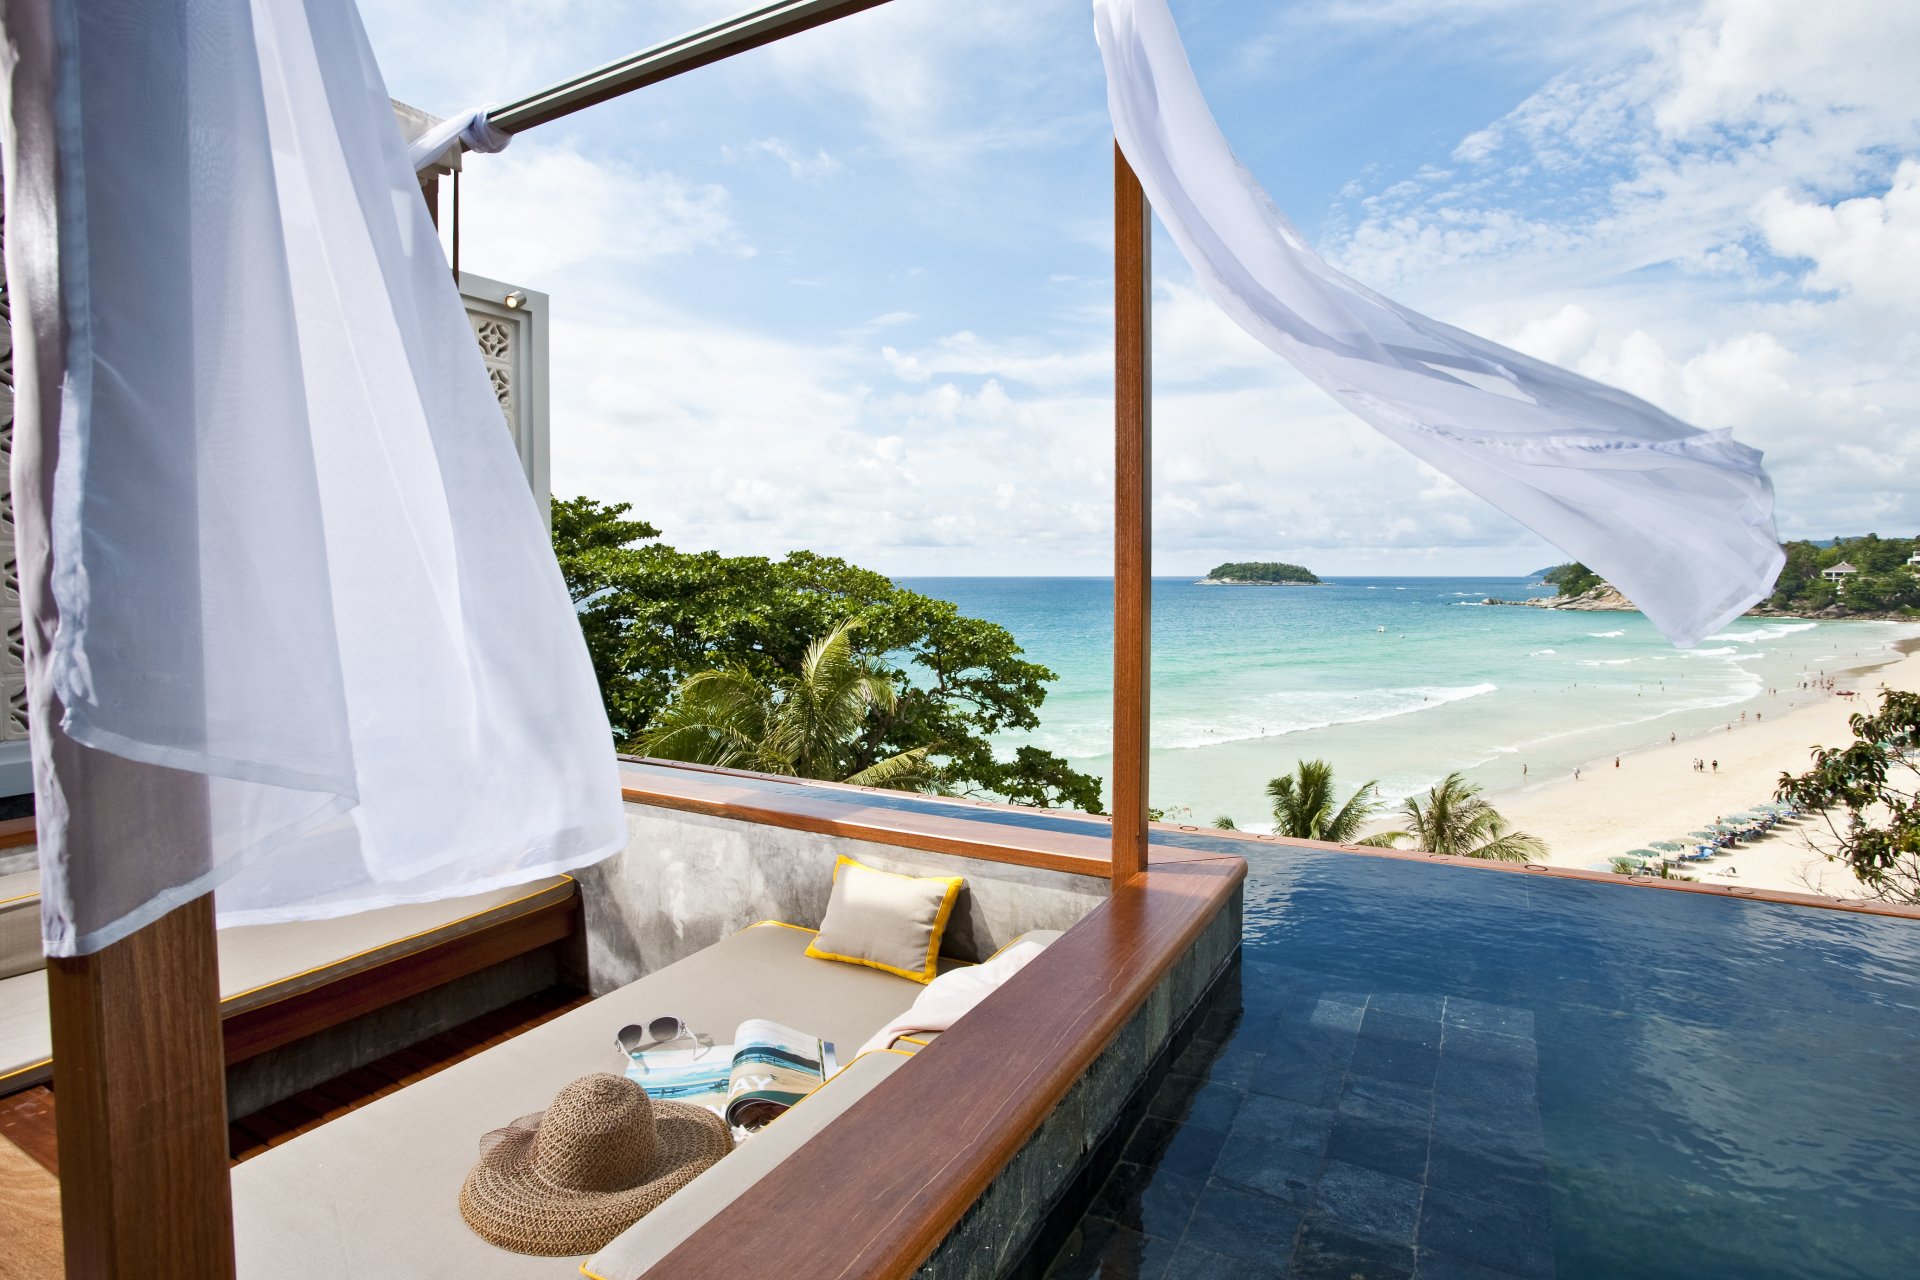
[{"left": 1045, "top": 842, "right": 1920, "bottom": 1279}]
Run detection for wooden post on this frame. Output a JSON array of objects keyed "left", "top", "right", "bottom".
[
  {"left": 48, "top": 895, "right": 236, "bottom": 1278},
  {"left": 3, "top": 3, "right": 236, "bottom": 1270},
  {"left": 1112, "top": 144, "right": 1152, "bottom": 887}
]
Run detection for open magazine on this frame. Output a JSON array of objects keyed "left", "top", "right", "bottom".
[{"left": 625, "top": 1019, "right": 837, "bottom": 1130}]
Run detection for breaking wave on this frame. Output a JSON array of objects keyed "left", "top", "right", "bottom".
[
  {"left": 1023, "top": 683, "right": 1501, "bottom": 757},
  {"left": 1707, "top": 622, "right": 1818, "bottom": 644}
]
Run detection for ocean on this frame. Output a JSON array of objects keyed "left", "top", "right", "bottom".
[{"left": 896, "top": 576, "right": 1918, "bottom": 829}]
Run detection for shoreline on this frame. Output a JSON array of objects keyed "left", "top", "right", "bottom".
[{"left": 1478, "top": 634, "right": 1920, "bottom": 898}]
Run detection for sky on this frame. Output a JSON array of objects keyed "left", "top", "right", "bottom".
[{"left": 362, "top": 0, "right": 1920, "bottom": 577}]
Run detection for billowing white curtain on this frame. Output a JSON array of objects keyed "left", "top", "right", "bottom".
[
  {"left": 2, "top": 0, "right": 626, "bottom": 956},
  {"left": 1093, "top": 0, "right": 1784, "bottom": 647}
]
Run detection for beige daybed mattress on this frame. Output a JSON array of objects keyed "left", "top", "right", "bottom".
[
  {"left": 233, "top": 922, "right": 1054, "bottom": 1278},
  {"left": 0, "top": 874, "right": 575, "bottom": 1094}
]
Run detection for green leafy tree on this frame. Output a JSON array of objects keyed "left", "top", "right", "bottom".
[
  {"left": 1265, "top": 760, "right": 1397, "bottom": 845},
  {"left": 552, "top": 498, "right": 1104, "bottom": 811},
  {"left": 637, "top": 620, "right": 934, "bottom": 790},
  {"left": 1543, "top": 562, "right": 1603, "bottom": 597},
  {"left": 1777, "top": 688, "right": 1920, "bottom": 904},
  {"left": 1206, "top": 561, "right": 1319, "bottom": 584},
  {"left": 1386, "top": 772, "right": 1546, "bottom": 861},
  {"left": 1213, "top": 815, "right": 1237, "bottom": 830},
  {"left": 1768, "top": 533, "right": 1919, "bottom": 613}
]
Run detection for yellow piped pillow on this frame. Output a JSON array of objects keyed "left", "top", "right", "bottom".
[{"left": 804, "top": 856, "right": 963, "bottom": 985}]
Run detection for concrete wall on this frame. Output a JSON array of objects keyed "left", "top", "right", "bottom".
[
  {"left": 223, "top": 946, "right": 564, "bottom": 1120},
  {"left": 576, "top": 803, "right": 1110, "bottom": 995}
]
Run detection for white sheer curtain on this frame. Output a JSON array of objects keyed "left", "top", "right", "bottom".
[
  {"left": 2, "top": 0, "right": 625, "bottom": 956},
  {"left": 1093, "top": 0, "right": 1784, "bottom": 646}
]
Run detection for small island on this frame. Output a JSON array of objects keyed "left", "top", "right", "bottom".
[{"left": 1196, "top": 560, "right": 1322, "bottom": 586}]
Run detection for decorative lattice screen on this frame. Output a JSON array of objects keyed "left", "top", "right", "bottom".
[{"left": 0, "top": 179, "right": 26, "bottom": 747}]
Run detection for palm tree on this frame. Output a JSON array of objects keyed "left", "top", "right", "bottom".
[
  {"left": 1265, "top": 760, "right": 1397, "bottom": 845},
  {"left": 1389, "top": 771, "right": 1545, "bottom": 861},
  {"left": 636, "top": 619, "right": 935, "bottom": 791}
]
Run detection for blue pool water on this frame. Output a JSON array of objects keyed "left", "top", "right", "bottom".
[{"left": 1044, "top": 838, "right": 1920, "bottom": 1279}]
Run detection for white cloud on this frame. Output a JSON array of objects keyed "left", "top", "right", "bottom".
[
  {"left": 1311, "top": 0, "right": 1920, "bottom": 548},
  {"left": 453, "top": 146, "right": 749, "bottom": 280},
  {"left": 1758, "top": 162, "right": 1920, "bottom": 311},
  {"left": 746, "top": 0, "right": 1105, "bottom": 166},
  {"left": 880, "top": 345, "right": 932, "bottom": 383},
  {"left": 1652, "top": 0, "right": 1920, "bottom": 138},
  {"left": 724, "top": 137, "right": 842, "bottom": 181},
  {"left": 360, "top": 0, "right": 1920, "bottom": 575}
]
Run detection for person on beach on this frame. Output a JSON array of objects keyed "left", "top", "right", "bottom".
[
  {"left": 1711, "top": 759, "right": 1718, "bottom": 773},
  {"left": 1614, "top": 757, "right": 1620, "bottom": 768},
  {"left": 1574, "top": 767, "right": 1581, "bottom": 781}
]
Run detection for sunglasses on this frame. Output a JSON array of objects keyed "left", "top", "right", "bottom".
[{"left": 615, "top": 1016, "right": 691, "bottom": 1059}]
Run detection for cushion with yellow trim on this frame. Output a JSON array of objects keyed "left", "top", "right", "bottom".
[{"left": 804, "top": 856, "right": 962, "bottom": 985}]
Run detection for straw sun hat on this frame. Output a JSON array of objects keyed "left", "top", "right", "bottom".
[{"left": 459, "top": 1072, "right": 733, "bottom": 1256}]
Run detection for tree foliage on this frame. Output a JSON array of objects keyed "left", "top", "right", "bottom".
[
  {"left": 635, "top": 620, "right": 934, "bottom": 790},
  {"left": 1777, "top": 687, "right": 1920, "bottom": 904},
  {"left": 1385, "top": 772, "right": 1546, "bottom": 861},
  {"left": 552, "top": 497, "right": 1104, "bottom": 811},
  {"left": 1543, "top": 562, "right": 1603, "bottom": 597},
  {"left": 1768, "top": 533, "right": 1920, "bottom": 614},
  {"left": 1205, "top": 561, "right": 1320, "bottom": 584},
  {"left": 1265, "top": 760, "right": 1397, "bottom": 845}
]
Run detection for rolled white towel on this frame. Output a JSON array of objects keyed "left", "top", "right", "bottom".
[{"left": 856, "top": 939, "right": 1049, "bottom": 1058}]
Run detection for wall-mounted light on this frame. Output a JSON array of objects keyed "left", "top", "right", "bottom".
[{"left": 503, "top": 290, "right": 527, "bottom": 310}]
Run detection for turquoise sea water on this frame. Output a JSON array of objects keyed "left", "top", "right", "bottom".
[{"left": 897, "top": 576, "right": 1918, "bottom": 827}]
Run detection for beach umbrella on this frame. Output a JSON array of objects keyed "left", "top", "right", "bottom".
[
  {"left": 1623, "top": 850, "right": 1661, "bottom": 859},
  {"left": 1689, "top": 830, "right": 1719, "bottom": 839},
  {"left": 1649, "top": 840, "right": 1685, "bottom": 851}
]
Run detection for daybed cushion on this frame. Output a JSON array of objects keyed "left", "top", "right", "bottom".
[
  {"left": 0, "top": 874, "right": 575, "bottom": 1096},
  {"left": 0, "top": 869, "right": 41, "bottom": 981},
  {"left": 805, "top": 856, "right": 962, "bottom": 984},
  {"left": 231, "top": 922, "right": 939, "bottom": 1278},
  {"left": 583, "top": 1050, "right": 911, "bottom": 1280},
  {"left": 216, "top": 874, "right": 574, "bottom": 1013},
  {"left": 0, "top": 969, "right": 50, "bottom": 1094}
]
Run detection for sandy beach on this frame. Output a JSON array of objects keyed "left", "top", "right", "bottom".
[{"left": 1480, "top": 636, "right": 1920, "bottom": 898}]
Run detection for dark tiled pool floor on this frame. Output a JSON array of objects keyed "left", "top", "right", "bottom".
[{"left": 1045, "top": 969, "right": 1553, "bottom": 1280}]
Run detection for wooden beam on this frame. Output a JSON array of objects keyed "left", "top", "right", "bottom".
[
  {"left": 48, "top": 894, "right": 235, "bottom": 1278},
  {"left": 1112, "top": 144, "right": 1152, "bottom": 887}
]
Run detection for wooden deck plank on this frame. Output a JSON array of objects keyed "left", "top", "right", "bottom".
[
  {"left": 0, "top": 1085, "right": 59, "bottom": 1176},
  {"left": 0, "top": 1134, "right": 64, "bottom": 1279}
]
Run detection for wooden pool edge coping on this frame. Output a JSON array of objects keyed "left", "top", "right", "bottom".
[
  {"left": 0, "top": 759, "right": 1909, "bottom": 920},
  {"left": 617, "top": 758, "right": 1920, "bottom": 923}
]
